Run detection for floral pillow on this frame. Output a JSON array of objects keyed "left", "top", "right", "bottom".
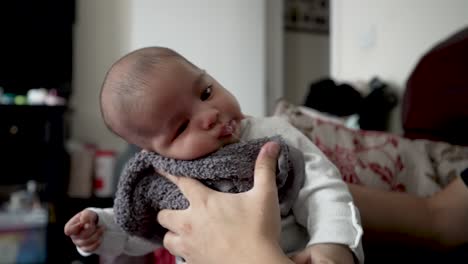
[{"left": 274, "top": 99, "right": 468, "bottom": 196}]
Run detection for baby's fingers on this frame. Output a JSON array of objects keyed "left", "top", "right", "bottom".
[
  {"left": 75, "top": 222, "right": 98, "bottom": 239},
  {"left": 64, "top": 221, "right": 82, "bottom": 236},
  {"left": 64, "top": 212, "right": 83, "bottom": 236},
  {"left": 80, "top": 209, "right": 98, "bottom": 226},
  {"left": 80, "top": 240, "right": 101, "bottom": 253},
  {"left": 73, "top": 227, "right": 104, "bottom": 249}
]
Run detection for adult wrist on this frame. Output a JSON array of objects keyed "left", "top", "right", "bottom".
[{"left": 234, "top": 240, "right": 293, "bottom": 264}]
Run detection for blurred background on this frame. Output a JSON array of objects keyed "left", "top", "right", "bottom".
[{"left": 0, "top": 0, "right": 467, "bottom": 263}]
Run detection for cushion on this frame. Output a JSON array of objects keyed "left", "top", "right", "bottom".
[{"left": 274, "top": 99, "right": 468, "bottom": 196}]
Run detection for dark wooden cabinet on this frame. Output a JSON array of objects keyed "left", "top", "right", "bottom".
[
  {"left": 0, "top": 105, "right": 68, "bottom": 185},
  {"left": 0, "top": 105, "right": 123, "bottom": 263},
  {"left": 0, "top": 105, "right": 71, "bottom": 263}
]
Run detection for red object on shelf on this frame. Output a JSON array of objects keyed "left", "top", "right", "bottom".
[
  {"left": 94, "top": 150, "right": 116, "bottom": 197},
  {"left": 153, "top": 248, "right": 176, "bottom": 264}
]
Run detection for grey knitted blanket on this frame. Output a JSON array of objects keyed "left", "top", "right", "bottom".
[{"left": 114, "top": 136, "right": 305, "bottom": 243}]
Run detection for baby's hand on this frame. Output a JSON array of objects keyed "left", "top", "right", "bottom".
[
  {"left": 291, "top": 244, "right": 354, "bottom": 264},
  {"left": 64, "top": 209, "right": 103, "bottom": 252}
]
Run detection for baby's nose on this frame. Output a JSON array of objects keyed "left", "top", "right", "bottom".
[{"left": 199, "top": 109, "right": 219, "bottom": 130}]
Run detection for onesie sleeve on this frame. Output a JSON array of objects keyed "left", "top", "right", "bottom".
[
  {"left": 76, "top": 207, "right": 160, "bottom": 257},
  {"left": 243, "top": 116, "right": 364, "bottom": 263}
]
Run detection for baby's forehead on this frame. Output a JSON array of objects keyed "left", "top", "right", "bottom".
[{"left": 114, "top": 57, "right": 204, "bottom": 121}]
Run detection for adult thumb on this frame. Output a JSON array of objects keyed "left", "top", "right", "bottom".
[
  {"left": 253, "top": 141, "right": 280, "bottom": 191},
  {"left": 290, "top": 249, "right": 310, "bottom": 264}
]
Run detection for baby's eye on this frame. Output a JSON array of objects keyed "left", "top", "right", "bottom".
[
  {"left": 200, "top": 86, "right": 212, "bottom": 101},
  {"left": 175, "top": 121, "right": 189, "bottom": 138}
]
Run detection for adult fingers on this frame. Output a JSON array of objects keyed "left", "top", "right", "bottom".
[
  {"left": 157, "top": 209, "right": 191, "bottom": 235},
  {"left": 290, "top": 250, "right": 311, "bottom": 264},
  {"left": 162, "top": 230, "right": 184, "bottom": 258},
  {"left": 157, "top": 209, "right": 175, "bottom": 230},
  {"left": 252, "top": 142, "right": 280, "bottom": 192}
]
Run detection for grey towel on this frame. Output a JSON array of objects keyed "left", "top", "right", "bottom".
[{"left": 114, "top": 136, "right": 305, "bottom": 243}]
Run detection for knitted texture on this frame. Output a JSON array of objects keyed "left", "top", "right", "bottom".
[{"left": 114, "top": 136, "right": 305, "bottom": 243}]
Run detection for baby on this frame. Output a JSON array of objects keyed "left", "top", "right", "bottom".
[{"left": 65, "top": 47, "right": 364, "bottom": 263}]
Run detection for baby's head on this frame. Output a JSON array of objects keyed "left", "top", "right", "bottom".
[{"left": 100, "top": 47, "right": 244, "bottom": 160}]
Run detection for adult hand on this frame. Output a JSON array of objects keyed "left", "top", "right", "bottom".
[
  {"left": 291, "top": 244, "right": 354, "bottom": 264},
  {"left": 157, "top": 142, "right": 293, "bottom": 264}
]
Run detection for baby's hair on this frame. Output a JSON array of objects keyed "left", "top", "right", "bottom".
[{"left": 99, "top": 46, "right": 195, "bottom": 138}]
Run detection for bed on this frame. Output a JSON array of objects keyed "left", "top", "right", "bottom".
[
  {"left": 273, "top": 26, "right": 468, "bottom": 263},
  {"left": 274, "top": 99, "right": 468, "bottom": 196}
]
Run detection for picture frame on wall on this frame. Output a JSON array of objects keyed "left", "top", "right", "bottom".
[{"left": 284, "top": 0, "right": 329, "bottom": 34}]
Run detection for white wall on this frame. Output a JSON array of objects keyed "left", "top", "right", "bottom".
[
  {"left": 266, "top": 0, "right": 285, "bottom": 114},
  {"left": 129, "top": 0, "right": 267, "bottom": 117},
  {"left": 284, "top": 33, "right": 329, "bottom": 105},
  {"left": 331, "top": 0, "right": 468, "bottom": 132},
  {"left": 72, "top": 0, "right": 271, "bottom": 152},
  {"left": 71, "top": 0, "right": 131, "bottom": 151}
]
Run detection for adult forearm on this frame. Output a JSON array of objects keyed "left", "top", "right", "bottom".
[
  {"left": 348, "top": 184, "right": 437, "bottom": 242},
  {"left": 234, "top": 242, "right": 294, "bottom": 264},
  {"left": 429, "top": 177, "right": 468, "bottom": 247}
]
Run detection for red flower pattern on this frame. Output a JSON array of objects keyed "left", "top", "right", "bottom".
[{"left": 310, "top": 120, "right": 406, "bottom": 192}]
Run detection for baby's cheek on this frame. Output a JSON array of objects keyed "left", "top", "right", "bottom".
[
  {"left": 176, "top": 137, "right": 220, "bottom": 160},
  {"left": 191, "top": 139, "right": 220, "bottom": 156}
]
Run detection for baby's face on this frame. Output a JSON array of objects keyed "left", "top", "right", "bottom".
[{"left": 125, "top": 59, "right": 244, "bottom": 160}]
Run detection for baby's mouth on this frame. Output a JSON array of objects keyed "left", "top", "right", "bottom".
[{"left": 219, "top": 120, "right": 237, "bottom": 138}]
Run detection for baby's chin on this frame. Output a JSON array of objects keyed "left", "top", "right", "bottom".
[
  {"left": 171, "top": 138, "right": 241, "bottom": 160},
  {"left": 221, "top": 136, "right": 240, "bottom": 147}
]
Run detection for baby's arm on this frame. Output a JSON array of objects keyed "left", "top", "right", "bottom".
[
  {"left": 267, "top": 117, "right": 363, "bottom": 263},
  {"left": 65, "top": 207, "right": 160, "bottom": 257}
]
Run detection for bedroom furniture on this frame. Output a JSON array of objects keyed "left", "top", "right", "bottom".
[
  {"left": 0, "top": 2, "right": 77, "bottom": 261},
  {"left": 276, "top": 99, "right": 468, "bottom": 264},
  {"left": 0, "top": 1, "right": 75, "bottom": 99},
  {"left": 0, "top": 105, "right": 70, "bottom": 263},
  {"left": 0, "top": 105, "right": 113, "bottom": 263}
]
